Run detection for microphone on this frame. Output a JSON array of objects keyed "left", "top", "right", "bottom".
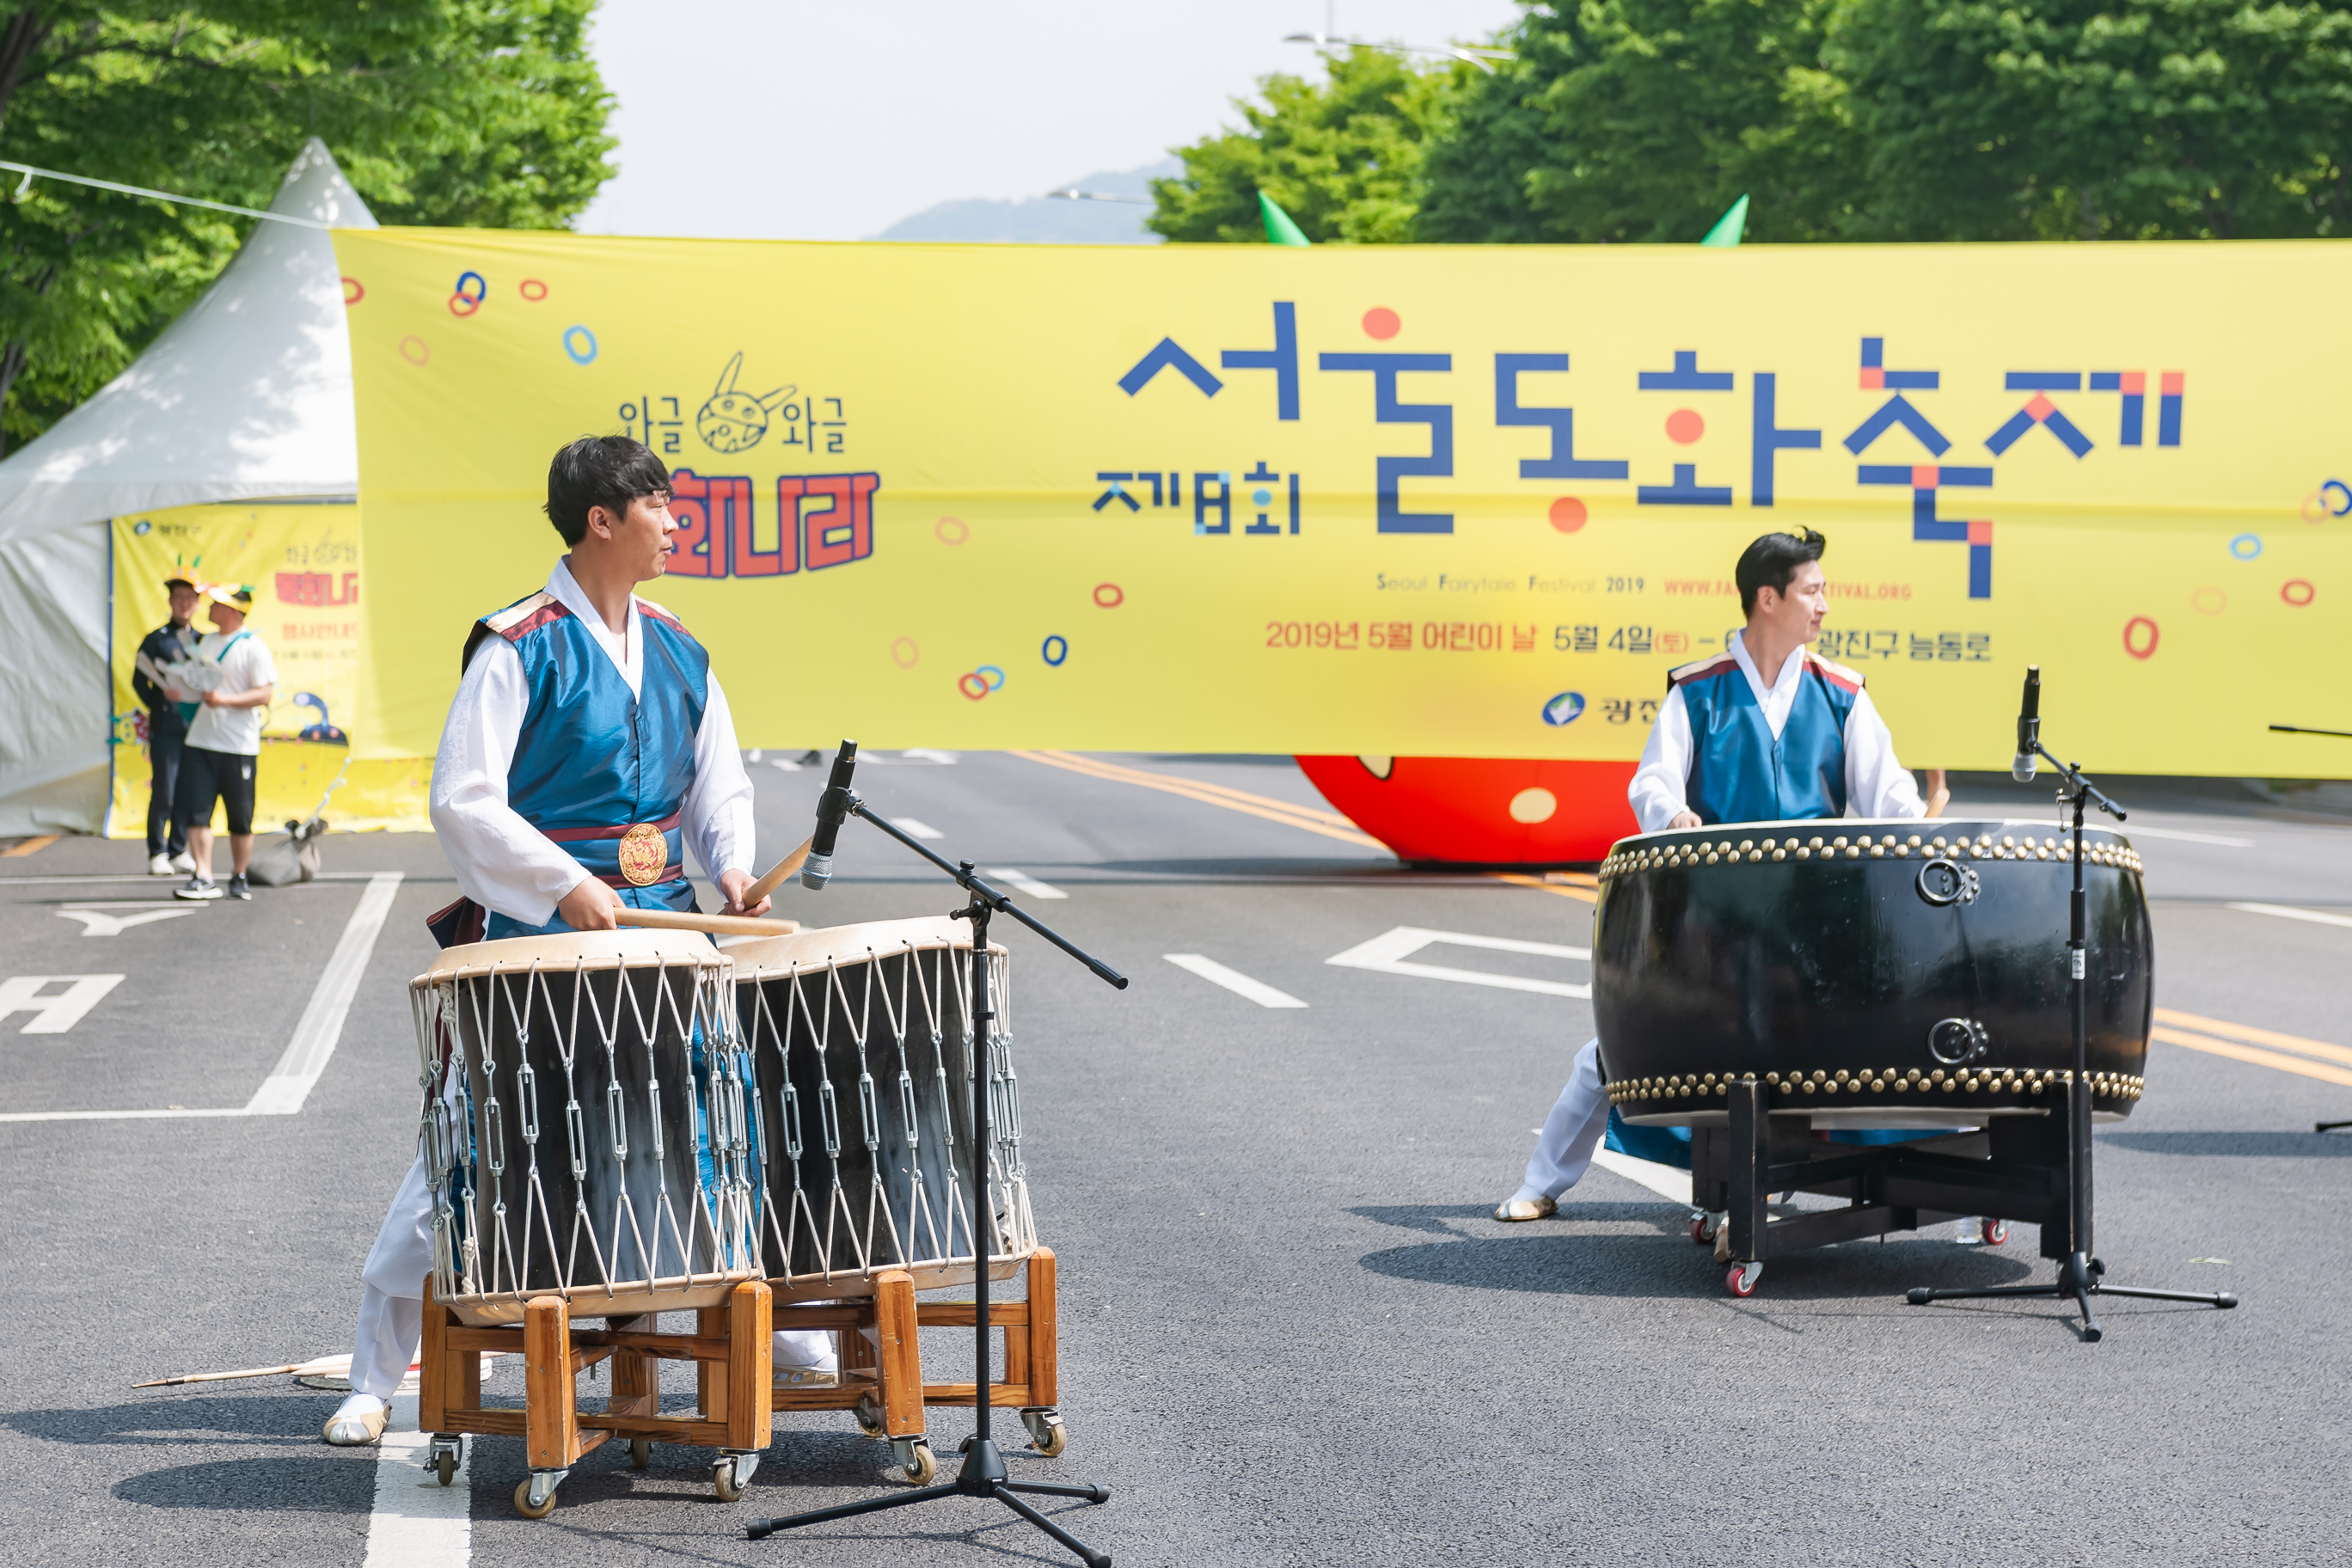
[
  {"left": 2012, "top": 666, "right": 2042, "bottom": 782},
  {"left": 800, "top": 739, "right": 861, "bottom": 890}
]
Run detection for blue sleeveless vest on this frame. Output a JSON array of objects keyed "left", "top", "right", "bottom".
[
  {"left": 462, "top": 589, "right": 710, "bottom": 937},
  {"left": 1670, "top": 646, "right": 1862, "bottom": 826}
]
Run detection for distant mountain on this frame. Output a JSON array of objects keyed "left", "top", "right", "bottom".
[{"left": 872, "top": 158, "right": 1177, "bottom": 244}]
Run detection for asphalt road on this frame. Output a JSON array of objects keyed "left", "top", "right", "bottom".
[{"left": 3, "top": 754, "right": 2348, "bottom": 1567}]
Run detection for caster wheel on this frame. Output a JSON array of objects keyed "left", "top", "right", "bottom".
[
  {"left": 853, "top": 1397, "right": 885, "bottom": 1440},
  {"left": 1021, "top": 1408, "right": 1069, "bottom": 1457},
  {"left": 629, "top": 1436, "right": 652, "bottom": 1470},
  {"left": 1689, "top": 1214, "right": 1717, "bottom": 1245},
  {"left": 1724, "top": 1261, "right": 1762, "bottom": 1298},
  {"left": 712, "top": 1458, "right": 744, "bottom": 1503},
  {"left": 1983, "top": 1219, "right": 2009, "bottom": 1246},
  {"left": 512, "top": 1479, "right": 559, "bottom": 1520},
  {"left": 902, "top": 1441, "right": 938, "bottom": 1485},
  {"left": 435, "top": 1450, "right": 456, "bottom": 1486}
]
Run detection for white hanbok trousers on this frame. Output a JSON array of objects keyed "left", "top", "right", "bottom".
[{"left": 1513, "top": 1039, "right": 1614, "bottom": 1204}]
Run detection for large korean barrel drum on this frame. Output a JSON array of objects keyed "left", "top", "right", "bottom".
[{"left": 1592, "top": 820, "right": 2153, "bottom": 1127}]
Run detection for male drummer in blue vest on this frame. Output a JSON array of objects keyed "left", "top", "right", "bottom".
[
  {"left": 325, "top": 436, "right": 833, "bottom": 1446},
  {"left": 1494, "top": 528, "right": 1948, "bottom": 1225}
]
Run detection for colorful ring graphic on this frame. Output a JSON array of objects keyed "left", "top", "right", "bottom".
[
  {"left": 562, "top": 325, "right": 597, "bottom": 364},
  {"left": 398, "top": 335, "right": 430, "bottom": 366},
  {"left": 2122, "top": 616, "right": 2160, "bottom": 659},
  {"left": 935, "top": 517, "right": 969, "bottom": 545},
  {"left": 958, "top": 672, "right": 989, "bottom": 701},
  {"left": 1042, "top": 635, "right": 1068, "bottom": 667},
  {"left": 2282, "top": 579, "right": 2316, "bottom": 606},
  {"left": 1092, "top": 582, "right": 1124, "bottom": 608},
  {"left": 518, "top": 279, "right": 548, "bottom": 302},
  {"left": 447, "top": 292, "right": 481, "bottom": 317},
  {"left": 455, "top": 271, "right": 487, "bottom": 303},
  {"left": 2191, "top": 586, "right": 2226, "bottom": 615},
  {"left": 341, "top": 277, "right": 364, "bottom": 305},
  {"left": 2229, "top": 533, "right": 2263, "bottom": 560},
  {"left": 977, "top": 665, "right": 1006, "bottom": 691},
  {"left": 891, "top": 636, "right": 919, "bottom": 669},
  {"left": 2324, "top": 480, "right": 2352, "bottom": 518}
]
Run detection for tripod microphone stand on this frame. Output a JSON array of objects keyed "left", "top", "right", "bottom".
[
  {"left": 748, "top": 747, "right": 1126, "bottom": 1565},
  {"left": 1905, "top": 703, "right": 2237, "bottom": 1340}
]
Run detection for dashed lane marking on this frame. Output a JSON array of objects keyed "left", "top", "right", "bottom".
[
  {"left": 1163, "top": 954, "right": 1308, "bottom": 1008},
  {"left": 984, "top": 867, "right": 1067, "bottom": 900},
  {"left": 364, "top": 1391, "right": 470, "bottom": 1567},
  {"left": 896, "top": 818, "right": 946, "bottom": 840},
  {"left": 2226, "top": 901, "right": 2352, "bottom": 930},
  {"left": 1327, "top": 926, "right": 1591, "bottom": 999},
  {"left": 0, "top": 872, "right": 402, "bottom": 1123}
]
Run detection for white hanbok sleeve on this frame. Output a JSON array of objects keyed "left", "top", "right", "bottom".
[
  {"left": 680, "top": 669, "right": 756, "bottom": 882},
  {"left": 1627, "top": 685, "right": 1696, "bottom": 832},
  {"left": 427, "top": 640, "right": 597, "bottom": 924},
  {"left": 1843, "top": 687, "right": 1926, "bottom": 819}
]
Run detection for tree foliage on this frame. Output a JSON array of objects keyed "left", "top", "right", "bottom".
[
  {"left": 1159, "top": 0, "right": 2352, "bottom": 248},
  {"left": 0, "top": 1, "right": 616, "bottom": 451},
  {"left": 1148, "top": 47, "right": 1473, "bottom": 244}
]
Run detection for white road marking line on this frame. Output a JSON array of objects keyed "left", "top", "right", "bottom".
[
  {"left": 364, "top": 1391, "right": 470, "bottom": 1568},
  {"left": 1163, "top": 954, "right": 1308, "bottom": 1008},
  {"left": 900, "top": 748, "right": 959, "bottom": 764},
  {"left": 1589, "top": 1148, "right": 1692, "bottom": 1204},
  {"left": 248, "top": 872, "right": 403, "bottom": 1114},
  {"left": 0, "top": 873, "right": 402, "bottom": 1124},
  {"left": 2226, "top": 901, "right": 2352, "bottom": 930},
  {"left": 53, "top": 904, "right": 205, "bottom": 935},
  {"left": 896, "top": 818, "right": 946, "bottom": 840},
  {"left": 769, "top": 757, "right": 805, "bottom": 772},
  {"left": 984, "top": 867, "right": 1067, "bottom": 900},
  {"left": 0, "top": 974, "right": 124, "bottom": 1033},
  {"left": 2120, "top": 824, "right": 2256, "bottom": 848},
  {"left": 1326, "top": 926, "right": 1590, "bottom": 999}
]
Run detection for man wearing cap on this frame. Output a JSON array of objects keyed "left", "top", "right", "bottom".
[
  {"left": 132, "top": 574, "right": 204, "bottom": 877},
  {"left": 172, "top": 584, "right": 277, "bottom": 902}
]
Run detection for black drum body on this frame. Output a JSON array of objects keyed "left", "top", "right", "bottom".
[{"left": 1592, "top": 819, "right": 2153, "bottom": 1126}]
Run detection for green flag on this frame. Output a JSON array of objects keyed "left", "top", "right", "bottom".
[
  {"left": 1259, "top": 192, "right": 1311, "bottom": 247},
  {"left": 1700, "top": 194, "right": 1749, "bottom": 248}
]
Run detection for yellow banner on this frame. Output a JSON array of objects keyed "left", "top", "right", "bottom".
[
  {"left": 108, "top": 500, "right": 429, "bottom": 835},
  {"left": 334, "top": 230, "right": 2352, "bottom": 775}
]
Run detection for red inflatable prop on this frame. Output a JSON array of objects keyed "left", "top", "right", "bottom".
[{"left": 1294, "top": 756, "right": 1638, "bottom": 866}]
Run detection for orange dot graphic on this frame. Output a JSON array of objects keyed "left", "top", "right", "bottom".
[
  {"left": 1362, "top": 307, "right": 1400, "bottom": 340},
  {"left": 1548, "top": 498, "right": 1588, "bottom": 533},
  {"left": 934, "top": 517, "right": 969, "bottom": 545},
  {"left": 1666, "top": 408, "right": 1706, "bottom": 444}
]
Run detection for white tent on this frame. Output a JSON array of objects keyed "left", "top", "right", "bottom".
[{"left": 0, "top": 138, "right": 374, "bottom": 834}]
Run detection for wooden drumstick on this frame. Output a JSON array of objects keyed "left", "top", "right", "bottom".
[
  {"left": 1924, "top": 766, "right": 1951, "bottom": 820},
  {"left": 616, "top": 907, "right": 801, "bottom": 939},
  {"left": 740, "top": 835, "right": 814, "bottom": 910}
]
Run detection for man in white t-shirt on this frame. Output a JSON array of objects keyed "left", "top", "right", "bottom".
[{"left": 172, "top": 584, "right": 278, "bottom": 902}]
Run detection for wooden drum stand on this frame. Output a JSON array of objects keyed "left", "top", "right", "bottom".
[{"left": 410, "top": 1247, "right": 1066, "bottom": 1518}]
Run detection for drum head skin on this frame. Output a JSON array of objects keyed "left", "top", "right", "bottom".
[
  {"left": 1593, "top": 818, "right": 2152, "bottom": 1128},
  {"left": 422, "top": 927, "right": 726, "bottom": 979},
  {"left": 728, "top": 915, "right": 1001, "bottom": 977}
]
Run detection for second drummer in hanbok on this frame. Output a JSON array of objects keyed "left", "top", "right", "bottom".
[{"left": 324, "top": 436, "right": 833, "bottom": 1447}]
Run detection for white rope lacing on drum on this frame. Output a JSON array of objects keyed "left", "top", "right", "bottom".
[{"left": 876, "top": 940, "right": 949, "bottom": 1266}]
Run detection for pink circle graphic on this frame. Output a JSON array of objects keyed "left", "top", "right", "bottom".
[
  {"left": 1548, "top": 497, "right": 1588, "bottom": 533},
  {"left": 447, "top": 292, "right": 480, "bottom": 318},
  {"left": 1362, "top": 307, "right": 1400, "bottom": 340},
  {"left": 2282, "top": 579, "right": 2316, "bottom": 606},
  {"left": 958, "top": 671, "right": 990, "bottom": 701},
  {"left": 341, "top": 277, "right": 364, "bottom": 305},
  {"left": 398, "top": 335, "right": 430, "bottom": 366},
  {"left": 891, "top": 636, "right": 919, "bottom": 668},
  {"left": 1093, "top": 582, "right": 1124, "bottom": 608},
  {"left": 518, "top": 279, "right": 548, "bottom": 302},
  {"left": 935, "top": 517, "right": 969, "bottom": 545},
  {"left": 2122, "top": 616, "right": 2159, "bottom": 659},
  {"left": 1665, "top": 409, "right": 1705, "bottom": 444}
]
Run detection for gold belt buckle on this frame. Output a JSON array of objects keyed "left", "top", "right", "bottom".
[{"left": 616, "top": 822, "right": 668, "bottom": 887}]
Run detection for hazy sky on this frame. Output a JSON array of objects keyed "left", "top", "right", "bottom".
[{"left": 578, "top": 2, "right": 1525, "bottom": 242}]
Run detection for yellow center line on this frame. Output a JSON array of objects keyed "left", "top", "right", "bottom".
[
  {"left": 1, "top": 834, "right": 58, "bottom": 858},
  {"left": 2149, "top": 1026, "right": 2352, "bottom": 1090},
  {"left": 1491, "top": 872, "right": 1598, "bottom": 904},
  {"left": 2151, "top": 1007, "right": 2352, "bottom": 1069},
  {"left": 1028, "top": 750, "right": 1365, "bottom": 828},
  {"left": 1008, "top": 750, "right": 1386, "bottom": 848}
]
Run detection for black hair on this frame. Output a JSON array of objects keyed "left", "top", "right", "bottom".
[
  {"left": 1736, "top": 528, "right": 1828, "bottom": 616},
  {"left": 544, "top": 435, "right": 671, "bottom": 545}
]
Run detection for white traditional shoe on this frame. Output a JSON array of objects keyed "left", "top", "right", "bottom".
[
  {"left": 322, "top": 1393, "right": 388, "bottom": 1446},
  {"left": 147, "top": 854, "right": 174, "bottom": 875},
  {"left": 1493, "top": 1195, "right": 1557, "bottom": 1222},
  {"left": 168, "top": 851, "right": 196, "bottom": 874}
]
